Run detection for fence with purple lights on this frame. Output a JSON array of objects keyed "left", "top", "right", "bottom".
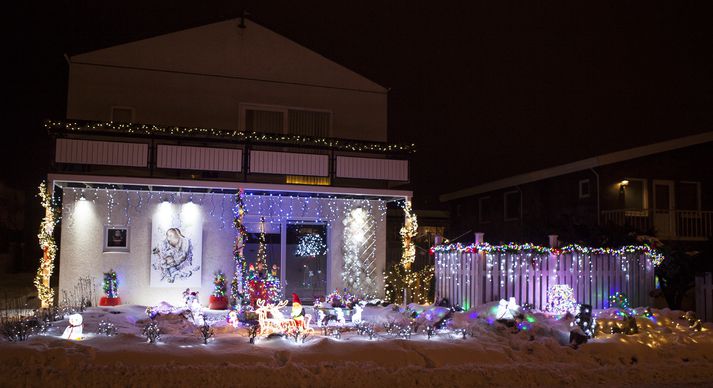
[{"left": 432, "top": 234, "right": 661, "bottom": 310}]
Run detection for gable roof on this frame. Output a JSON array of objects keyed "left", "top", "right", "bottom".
[
  {"left": 70, "top": 18, "right": 387, "bottom": 94},
  {"left": 440, "top": 131, "right": 713, "bottom": 202}
]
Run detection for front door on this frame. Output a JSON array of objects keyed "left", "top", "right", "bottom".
[
  {"left": 284, "top": 223, "right": 328, "bottom": 303},
  {"left": 653, "top": 180, "right": 675, "bottom": 238}
]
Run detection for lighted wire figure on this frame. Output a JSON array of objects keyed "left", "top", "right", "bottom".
[{"left": 295, "top": 232, "right": 327, "bottom": 292}]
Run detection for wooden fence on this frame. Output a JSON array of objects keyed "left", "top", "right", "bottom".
[
  {"left": 696, "top": 272, "right": 713, "bottom": 322},
  {"left": 435, "top": 251, "right": 656, "bottom": 310}
]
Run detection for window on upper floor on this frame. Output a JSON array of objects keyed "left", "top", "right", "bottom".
[
  {"left": 241, "top": 104, "right": 331, "bottom": 137},
  {"left": 579, "top": 179, "right": 591, "bottom": 199},
  {"left": 623, "top": 179, "right": 647, "bottom": 209},
  {"left": 678, "top": 181, "right": 701, "bottom": 211},
  {"left": 504, "top": 191, "right": 521, "bottom": 221},
  {"left": 111, "top": 106, "right": 134, "bottom": 123},
  {"left": 478, "top": 197, "right": 492, "bottom": 224}
]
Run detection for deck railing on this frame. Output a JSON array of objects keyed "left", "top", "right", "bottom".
[{"left": 601, "top": 209, "right": 712, "bottom": 240}]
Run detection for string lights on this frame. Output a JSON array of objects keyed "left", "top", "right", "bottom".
[
  {"left": 64, "top": 187, "right": 388, "bottom": 227},
  {"left": 231, "top": 190, "right": 248, "bottom": 305},
  {"left": 342, "top": 207, "right": 378, "bottom": 298},
  {"left": 399, "top": 200, "right": 418, "bottom": 271},
  {"left": 431, "top": 242, "right": 664, "bottom": 266},
  {"left": 45, "top": 119, "right": 416, "bottom": 154},
  {"left": 295, "top": 233, "right": 327, "bottom": 257}
]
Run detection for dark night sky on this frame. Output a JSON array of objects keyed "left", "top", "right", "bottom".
[{"left": 5, "top": 1, "right": 713, "bottom": 210}]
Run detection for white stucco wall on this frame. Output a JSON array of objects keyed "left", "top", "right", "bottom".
[{"left": 58, "top": 190, "right": 387, "bottom": 307}]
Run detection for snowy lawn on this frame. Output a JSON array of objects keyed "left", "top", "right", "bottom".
[{"left": 2, "top": 304, "right": 712, "bottom": 387}]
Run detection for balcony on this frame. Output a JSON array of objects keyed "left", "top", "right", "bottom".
[
  {"left": 601, "top": 208, "right": 713, "bottom": 241},
  {"left": 46, "top": 120, "right": 413, "bottom": 189}
]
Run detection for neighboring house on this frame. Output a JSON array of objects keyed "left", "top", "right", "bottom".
[
  {"left": 50, "top": 19, "right": 412, "bottom": 306},
  {"left": 440, "top": 132, "right": 713, "bottom": 245}
]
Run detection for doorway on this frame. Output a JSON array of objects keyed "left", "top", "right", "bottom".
[
  {"left": 653, "top": 180, "right": 675, "bottom": 238},
  {"left": 284, "top": 223, "right": 328, "bottom": 303}
]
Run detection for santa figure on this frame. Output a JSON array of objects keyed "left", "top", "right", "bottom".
[
  {"left": 291, "top": 293, "right": 305, "bottom": 326},
  {"left": 62, "top": 313, "right": 84, "bottom": 340}
]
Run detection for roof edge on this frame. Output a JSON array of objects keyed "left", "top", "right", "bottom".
[{"left": 440, "top": 131, "right": 713, "bottom": 202}]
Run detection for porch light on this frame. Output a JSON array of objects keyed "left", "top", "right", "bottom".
[{"left": 620, "top": 180, "right": 629, "bottom": 187}]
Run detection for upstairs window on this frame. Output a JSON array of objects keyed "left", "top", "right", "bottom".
[
  {"left": 623, "top": 179, "right": 647, "bottom": 209},
  {"left": 678, "top": 181, "right": 701, "bottom": 211},
  {"left": 579, "top": 179, "right": 591, "bottom": 199},
  {"left": 111, "top": 106, "right": 134, "bottom": 123},
  {"left": 245, "top": 108, "right": 285, "bottom": 133},
  {"left": 504, "top": 191, "right": 521, "bottom": 221},
  {"left": 478, "top": 197, "right": 492, "bottom": 224},
  {"left": 242, "top": 104, "right": 331, "bottom": 137}
]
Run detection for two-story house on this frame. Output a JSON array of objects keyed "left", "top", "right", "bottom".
[
  {"left": 440, "top": 133, "right": 713, "bottom": 245},
  {"left": 50, "top": 19, "right": 413, "bottom": 306}
]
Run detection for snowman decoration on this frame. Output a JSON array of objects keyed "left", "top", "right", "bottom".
[
  {"left": 495, "top": 297, "right": 520, "bottom": 321},
  {"left": 62, "top": 313, "right": 84, "bottom": 340},
  {"left": 351, "top": 303, "right": 364, "bottom": 324}
]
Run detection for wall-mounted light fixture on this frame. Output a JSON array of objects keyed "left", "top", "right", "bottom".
[{"left": 619, "top": 180, "right": 629, "bottom": 194}]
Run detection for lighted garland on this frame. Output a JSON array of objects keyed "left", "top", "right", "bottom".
[
  {"left": 34, "top": 182, "right": 60, "bottom": 308},
  {"left": 431, "top": 242, "right": 665, "bottom": 266},
  {"left": 399, "top": 200, "right": 418, "bottom": 271},
  {"left": 230, "top": 190, "right": 247, "bottom": 305},
  {"left": 45, "top": 119, "right": 416, "bottom": 154},
  {"left": 102, "top": 269, "right": 119, "bottom": 298},
  {"left": 295, "top": 233, "right": 327, "bottom": 257}
]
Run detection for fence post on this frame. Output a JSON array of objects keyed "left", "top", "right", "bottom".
[
  {"left": 548, "top": 234, "right": 559, "bottom": 248},
  {"left": 696, "top": 272, "right": 713, "bottom": 322},
  {"left": 435, "top": 234, "right": 443, "bottom": 246},
  {"left": 475, "top": 232, "right": 484, "bottom": 245}
]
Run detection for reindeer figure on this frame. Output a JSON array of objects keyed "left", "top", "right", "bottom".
[{"left": 254, "top": 299, "right": 313, "bottom": 338}]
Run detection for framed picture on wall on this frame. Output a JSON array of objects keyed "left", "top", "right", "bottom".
[{"left": 104, "top": 226, "right": 130, "bottom": 252}]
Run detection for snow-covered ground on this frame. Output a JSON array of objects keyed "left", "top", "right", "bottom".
[{"left": 2, "top": 303, "right": 712, "bottom": 387}]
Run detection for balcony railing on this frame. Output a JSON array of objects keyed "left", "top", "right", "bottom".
[
  {"left": 601, "top": 208, "right": 713, "bottom": 240},
  {"left": 46, "top": 119, "right": 412, "bottom": 187}
]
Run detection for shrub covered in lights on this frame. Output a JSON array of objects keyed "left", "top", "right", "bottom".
[
  {"left": 546, "top": 284, "right": 578, "bottom": 315},
  {"left": 608, "top": 291, "right": 630, "bottom": 310},
  {"left": 571, "top": 304, "right": 595, "bottom": 338}
]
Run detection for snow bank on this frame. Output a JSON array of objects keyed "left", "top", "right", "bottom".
[{"left": 1, "top": 304, "right": 712, "bottom": 387}]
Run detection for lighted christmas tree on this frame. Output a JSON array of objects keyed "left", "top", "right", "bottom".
[
  {"left": 103, "top": 269, "right": 118, "bottom": 298},
  {"left": 209, "top": 271, "right": 228, "bottom": 309},
  {"left": 99, "top": 269, "right": 122, "bottom": 306},
  {"left": 246, "top": 217, "right": 281, "bottom": 305},
  {"left": 213, "top": 271, "right": 226, "bottom": 298}
]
